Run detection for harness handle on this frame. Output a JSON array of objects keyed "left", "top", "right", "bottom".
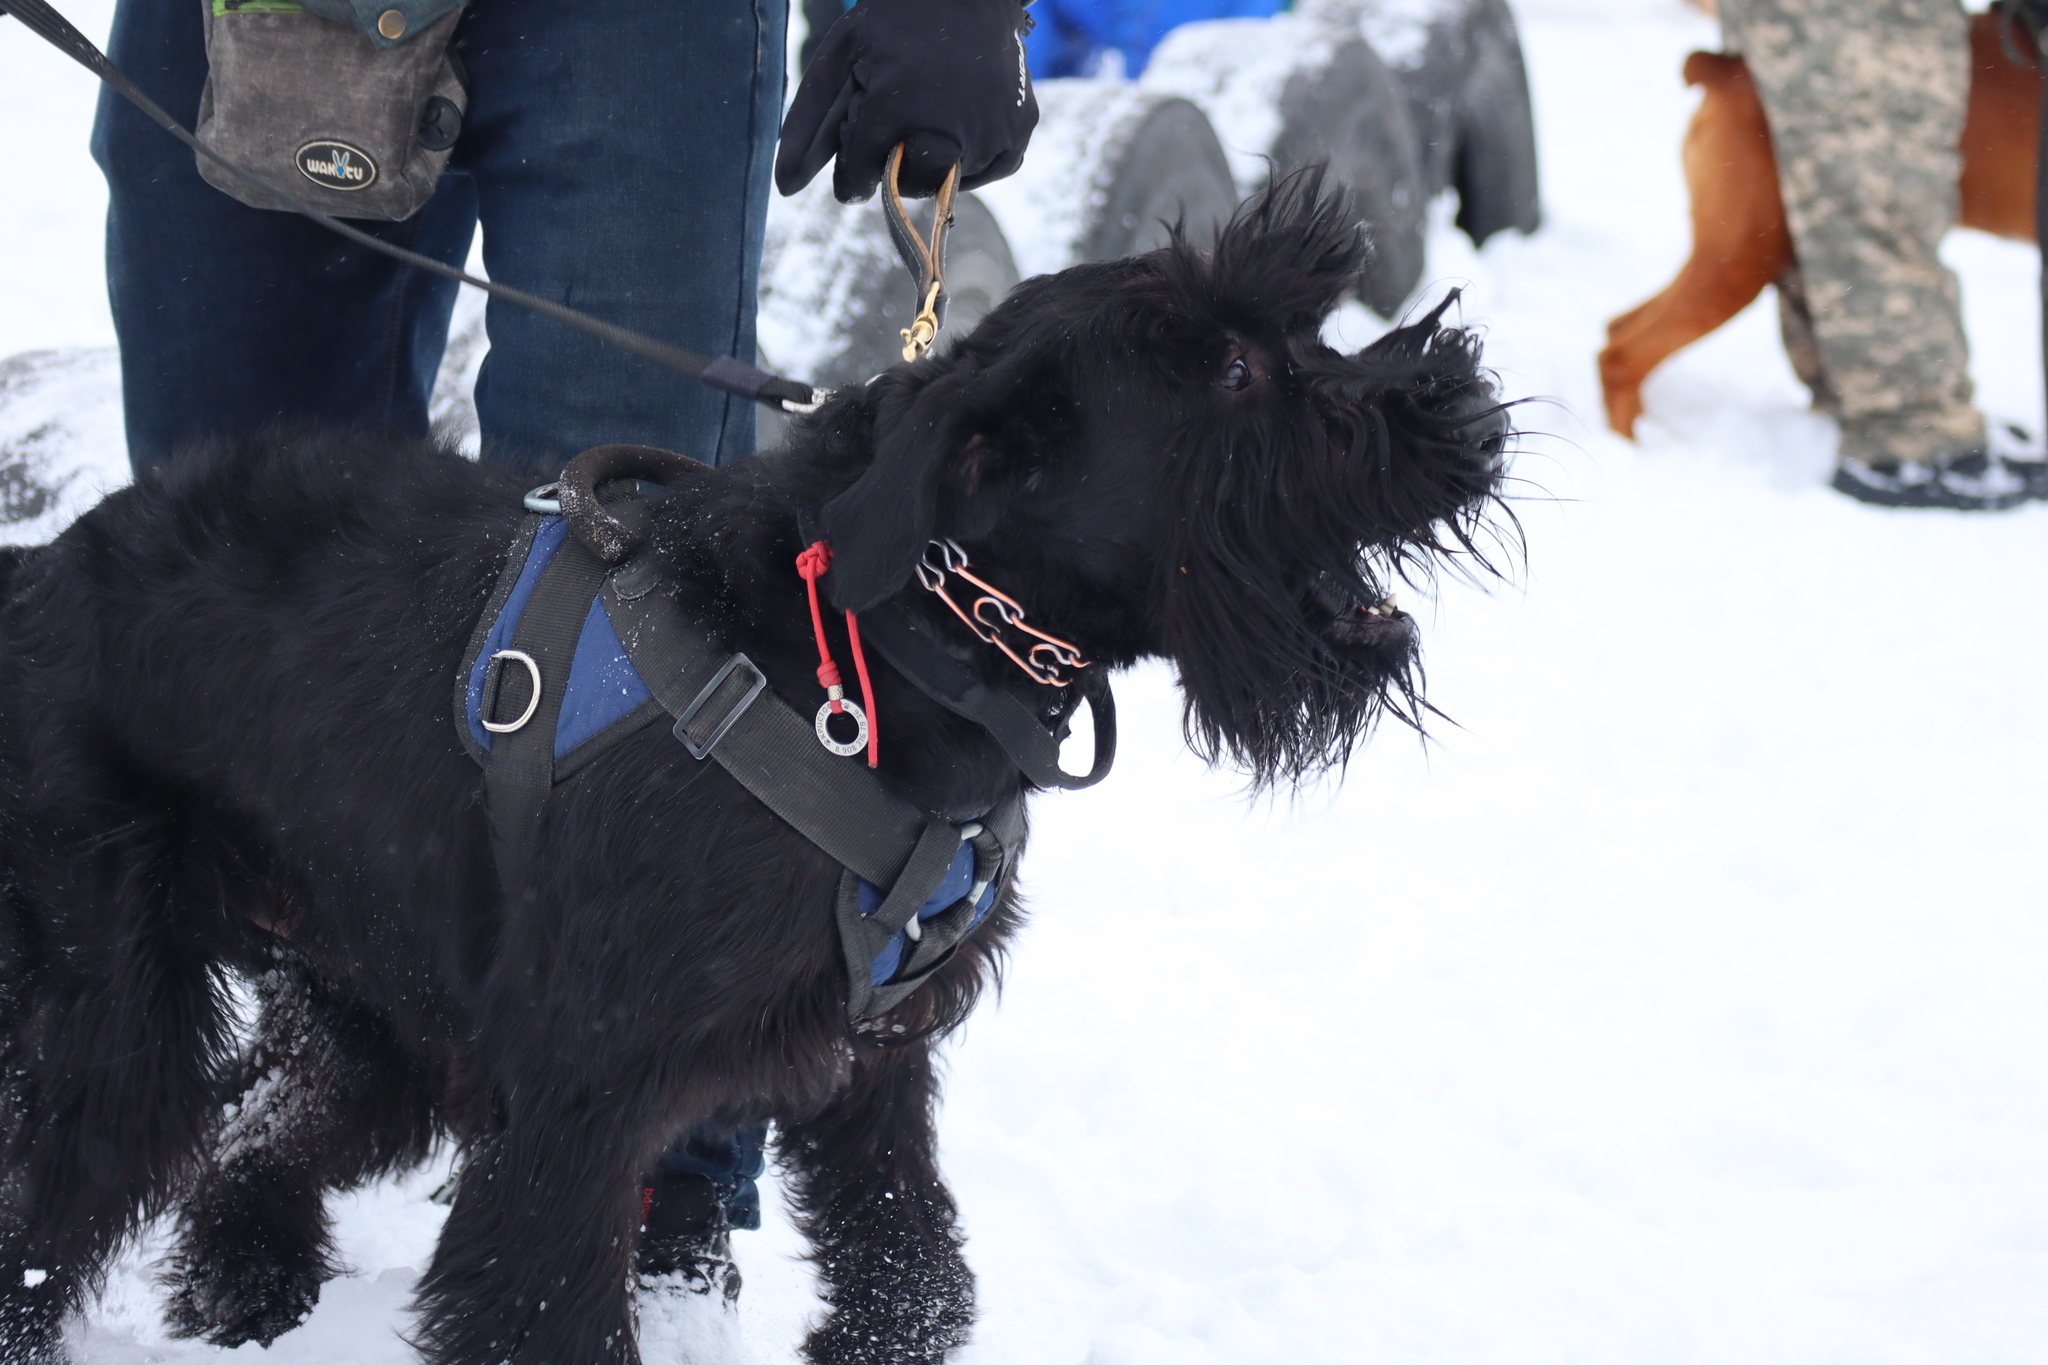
[
  {"left": 880, "top": 144, "right": 960, "bottom": 362},
  {"left": 557, "top": 443, "right": 712, "bottom": 564}
]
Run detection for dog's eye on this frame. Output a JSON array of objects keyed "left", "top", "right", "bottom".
[{"left": 1220, "top": 357, "right": 1253, "bottom": 392}]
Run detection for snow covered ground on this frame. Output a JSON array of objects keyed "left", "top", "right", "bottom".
[{"left": 5, "top": 1, "right": 2048, "bottom": 1362}]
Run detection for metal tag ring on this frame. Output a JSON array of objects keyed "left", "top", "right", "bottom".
[
  {"left": 814, "top": 699, "right": 869, "bottom": 757},
  {"left": 483, "top": 650, "right": 542, "bottom": 733}
]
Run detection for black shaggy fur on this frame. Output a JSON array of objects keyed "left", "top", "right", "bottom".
[{"left": 0, "top": 172, "right": 1509, "bottom": 1365}]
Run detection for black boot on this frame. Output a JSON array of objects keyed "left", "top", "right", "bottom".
[
  {"left": 1830, "top": 448, "right": 2047, "bottom": 510},
  {"left": 635, "top": 1170, "right": 741, "bottom": 1303}
]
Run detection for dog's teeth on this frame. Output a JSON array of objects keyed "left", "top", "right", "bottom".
[{"left": 1378, "top": 594, "right": 1398, "bottom": 613}]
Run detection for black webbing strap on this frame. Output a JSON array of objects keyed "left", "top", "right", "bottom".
[
  {"left": 598, "top": 572, "right": 971, "bottom": 930},
  {"left": 0, "top": 0, "right": 821, "bottom": 414},
  {"left": 835, "top": 791, "right": 1026, "bottom": 1020},
  {"left": 857, "top": 604, "right": 1116, "bottom": 790},
  {"left": 452, "top": 515, "right": 539, "bottom": 767},
  {"left": 455, "top": 496, "right": 1032, "bottom": 1019},
  {"left": 606, "top": 568, "right": 1029, "bottom": 1021},
  {"left": 478, "top": 533, "right": 612, "bottom": 893}
]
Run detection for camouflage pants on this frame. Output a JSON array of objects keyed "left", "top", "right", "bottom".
[{"left": 1721, "top": 0, "right": 1984, "bottom": 465}]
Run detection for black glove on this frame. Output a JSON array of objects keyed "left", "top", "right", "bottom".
[{"left": 777, "top": 0, "right": 1038, "bottom": 202}]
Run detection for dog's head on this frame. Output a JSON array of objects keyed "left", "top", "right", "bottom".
[{"left": 815, "top": 169, "right": 1513, "bottom": 787}]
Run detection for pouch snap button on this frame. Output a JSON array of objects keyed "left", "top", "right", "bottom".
[{"left": 377, "top": 8, "right": 406, "bottom": 39}]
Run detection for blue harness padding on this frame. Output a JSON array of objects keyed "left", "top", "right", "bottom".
[
  {"left": 467, "top": 518, "right": 993, "bottom": 985},
  {"left": 860, "top": 856, "right": 996, "bottom": 986},
  {"left": 465, "top": 517, "right": 653, "bottom": 759}
]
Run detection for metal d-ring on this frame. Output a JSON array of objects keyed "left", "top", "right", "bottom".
[
  {"left": 482, "top": 649, "right": 542, "bottom": 733},
  {"left": 523, "top": 483, "right": 563, "bottom": 515},
  {"left": 814, "top": 698, "right": 869, "bottom": 757}
]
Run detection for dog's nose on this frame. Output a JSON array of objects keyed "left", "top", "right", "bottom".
[{"left": 1444, "top": 388, "right": 1510, "bottom": 476}]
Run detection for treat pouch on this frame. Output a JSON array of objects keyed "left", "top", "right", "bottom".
[{"left": 195, "top": 0, "right": 469, "bottom": 221}]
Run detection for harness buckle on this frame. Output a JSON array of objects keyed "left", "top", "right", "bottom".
[{"left": 674, "top": 653, "right": 769, "bottom": 760}]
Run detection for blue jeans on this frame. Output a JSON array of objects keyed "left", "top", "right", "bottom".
[
  {"left": 91, "top": 0, "right": 785, "bottom": 473},
  {"left": 658, "top": 1124, "right": 769, "bottom": 1231}
]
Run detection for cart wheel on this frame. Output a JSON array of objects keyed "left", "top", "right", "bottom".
[
  {"left": 0, "top": 347, "right": 123, "bottom": 538},
  {"left": 1450, "top": 0, "right": 1542, "bottom": 245},
  {"left": 1082, "top": 97, "right": 1240, "bottom": 261},
  {"left": 1272, "top": 38, "right": 1427, "bottom": 316},
  {"left": 974, "top": 81, "right": 1241, "bottom": 275}
]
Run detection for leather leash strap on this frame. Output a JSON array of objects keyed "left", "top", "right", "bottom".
[
  {"left": 0, "top": 0, "right": 821, "bottom": 415},
  {"left": 880, "top": 144, "right": 961, "bottom": 362}
]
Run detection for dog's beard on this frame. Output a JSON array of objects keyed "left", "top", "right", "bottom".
[{"left": 1158, "top": 308, "right": 1514, "bottom": 789}]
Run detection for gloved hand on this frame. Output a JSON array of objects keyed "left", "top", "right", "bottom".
[{"left": 776, "top": 0, "right": 1038, "bottom": 202}]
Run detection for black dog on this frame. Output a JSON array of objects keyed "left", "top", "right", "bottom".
[{"left": 0, "top": 173, "right": 1508, "bottom": 1365}]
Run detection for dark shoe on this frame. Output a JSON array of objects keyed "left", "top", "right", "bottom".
[
  {"left": 635, "top": 1171, "right": 741, "bottom": 1303},
  {"left": 1830, "top": 450, "right": 2044, "bottom": 510}
]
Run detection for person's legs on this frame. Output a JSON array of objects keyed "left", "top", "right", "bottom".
[
  {"left": 636, "top": 1124, "right": 767, "bottom": 1295},
  {"left": 1723, "top": 0, "right": 1982, "bottom": 466},
  {"left": 452, "top": 0, "right": 786, "bottom": 471},
  {"left": 91, "top": 0, "right": 477, "bottom": 473},
  {"left": 654, "top": 1124, "right": 769, "bottom": 1231}
]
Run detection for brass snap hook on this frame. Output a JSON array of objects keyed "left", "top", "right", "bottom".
[{"left": 881, "top": 145, "right": 960, "bottom": 363}]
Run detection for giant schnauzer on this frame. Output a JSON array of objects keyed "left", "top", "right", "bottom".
[{"left": 0, "top": 172, "right": 1510, "bottom": 1364}]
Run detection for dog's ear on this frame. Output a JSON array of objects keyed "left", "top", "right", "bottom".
[
  {"left": 1205, "top": 166, "right": 1367, "bottom": 334},
  {"left": 820, "top": 368, "right": 979, "bottom": 612}
]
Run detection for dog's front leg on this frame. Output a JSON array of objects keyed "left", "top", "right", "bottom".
[
  {"left": 778, "top": 1040, "right": 975, "bottom": 1365},
  {"left": 163, "top": 956, "right": 443, "bottom": 1349},
  {"left": 410, "top": 1094, "right": 652, "bottom": 1365}
]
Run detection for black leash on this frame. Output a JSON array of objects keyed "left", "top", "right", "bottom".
[{"left": 0, "top": 0, "right": 823, "bottom": 415}]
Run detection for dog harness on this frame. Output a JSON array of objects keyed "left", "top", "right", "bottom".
[{"left": 455, "top": 452, "right": 1113, "bottom": 1022}]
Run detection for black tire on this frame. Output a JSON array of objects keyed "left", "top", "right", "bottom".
[
  {"left": 1387, "top": 0, "right": 1541, "bottom": 248},
  {"left": 1081, "top": 98, "right": 1238, "bottom": 262},
  {"left": 757, "top": 191, "right": 1020, "bottom": 449},
  {"left": 1450, "top": 0, "right": 1541, "bottom": 245},
  {"left": 1271, "top": 39, "right": 1428, "bottom": 317}
]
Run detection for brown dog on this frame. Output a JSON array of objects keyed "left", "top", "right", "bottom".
[{"left": 1599, "top": 11, "right": 2040, "bottom": 438}]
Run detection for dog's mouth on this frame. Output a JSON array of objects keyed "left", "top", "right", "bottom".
[{"left": 1310, "top": 573, "right": 1413, "bottom": 651}]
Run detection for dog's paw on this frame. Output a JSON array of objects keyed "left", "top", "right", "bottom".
[
  {"left": 161, "top": 1253, "right": 324, "bottom": 1348},
  {"left": 635, "top": 1258, "right": 741, "bottom": 1307},
  {"left": 801, "top": 1271, "right": 973, "bottom": 1365}
]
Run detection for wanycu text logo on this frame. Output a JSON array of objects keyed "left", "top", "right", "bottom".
[{"left": 296, "top": 141, "right": 379, "bottom": 192}]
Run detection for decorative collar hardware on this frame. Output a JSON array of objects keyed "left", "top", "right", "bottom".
[{"left": 914, "top": 540, "right": 1090, "bottom": 687}]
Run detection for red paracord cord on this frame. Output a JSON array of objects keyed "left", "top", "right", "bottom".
[
  {"left": 844, "top": 608, "right": 877, "bottom": 766},
  {"left": 795, "top": 540, "right": 878, "bottom": 767}
]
